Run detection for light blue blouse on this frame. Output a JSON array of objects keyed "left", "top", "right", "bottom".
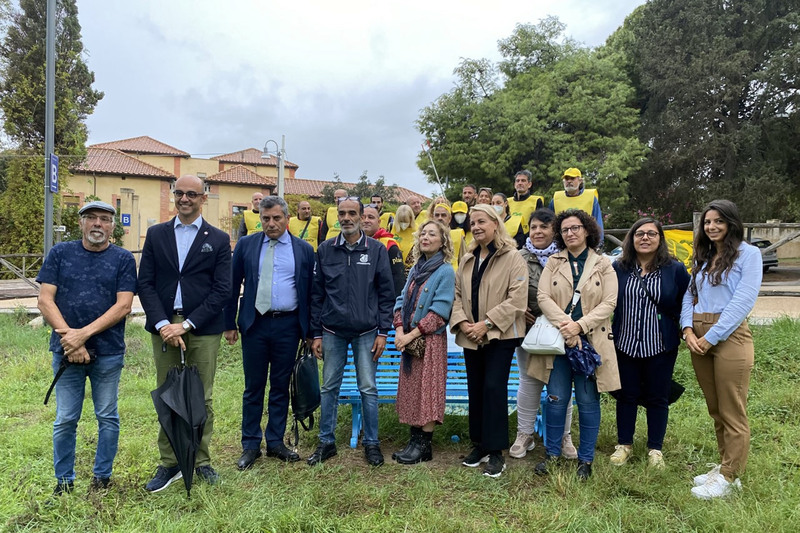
[{"left": 680, "top": 241, "right": 762, "bottom": 345}]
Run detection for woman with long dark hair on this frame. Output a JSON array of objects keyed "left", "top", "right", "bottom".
[
  {"left": 681, "top": 200, "right": 761, "bottom": 499},
  {"left": 610, "top": 218, "right": 690, "bottom": 469},
  {"left": 534, "top": 209, "right": 618, "bottom": 480}
]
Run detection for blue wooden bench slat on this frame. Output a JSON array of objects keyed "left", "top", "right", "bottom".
[{"left": 338, "top": 330, "right": 538, "bottom": 448}]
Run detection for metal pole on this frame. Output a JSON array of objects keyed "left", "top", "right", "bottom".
[
  {"left": 277, "top": 135, "right": 285, "bottom": 198},
  {"left": 43, "top": 0, "right": 56, "bottom": 255}
]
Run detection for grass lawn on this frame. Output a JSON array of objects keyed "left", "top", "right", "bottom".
[{"left": 1, "top": 314, "right": 799, "bottom": 532}]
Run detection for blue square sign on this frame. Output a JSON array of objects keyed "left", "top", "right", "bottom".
[{"left": 121, "top": 214, "right": 131, "bottom": 226}]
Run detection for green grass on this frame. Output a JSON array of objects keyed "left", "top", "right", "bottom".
[{"left": 1, "top": 315, "right": 799, "bottom": 532}]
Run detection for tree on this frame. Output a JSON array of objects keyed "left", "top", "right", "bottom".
[
  {"left": 611, "top": 0, "right": 800, "bottom": 222},
  {"left": 417, "top": 18, "right": 646, "bottom": 225},
  {"left": 0, "top": 0, "right": 103, "bottom": 253}
]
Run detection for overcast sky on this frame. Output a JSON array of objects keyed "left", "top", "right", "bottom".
[{"left": 78, "top": 0, "right": 646, "bottom": 197}]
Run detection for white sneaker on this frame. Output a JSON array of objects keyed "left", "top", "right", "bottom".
[
  {"left": 610, "top": 444, "right": 633, "bottom": 466},
  {"left": 509, "top": 432, "right": 535, "bottom": 459},
  {"left": 693, "top": 464, "right": 721, "bottom": 487},
  {"left": 561, "top": 434, "right": 578, "bottom": 460},
  {"left": 647, "top": 449, "right": 665, "bottom": 469},
  {"left": 691, "top": 475, "right": 741, "bottom": 500}
]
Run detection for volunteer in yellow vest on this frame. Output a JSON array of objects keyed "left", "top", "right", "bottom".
[
  {"left": 237, "top": 192, "right": 264, "bottom": 239},
  {"left": 507, "top": 170, "right": 544, "bottom": 234},
  {"left": 548, "top": 167, "right": 604, "bottom": 241},
  {"left": 370, "top": 194, "right": 395, "bottom": 231},
  {"left": 451, "top": 201, "right": 472, "bottom": 246},
  {"left": 392, "top": 205, "right": 417, "bottom": 274},
  {"left": 288, "top": 200, "right": 322, "bottom": 251},
  {"left": 492, "top": 192, "right": 526, "bottom": 249},
  {"left": 406, "top": 195, "right": 428, "bottom": 226},
  {"left": 320, "top": 189, "right": 348, "bottom": 241},
  {"left": 362, "top": 204, "right": 405, "bottom": 299},
  {"left": 431, "top": 203, "right": 465, "bottom": 272}
]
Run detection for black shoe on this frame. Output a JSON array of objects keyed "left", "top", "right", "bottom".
[
  {"left": 483, "top": 452, "right": 506, "bottom": 478},
  {"left": 307, "top": 442, "right": 337, "bottom": 466},
  {"left": 89, "top": 476, "right": 111, "bottom": 491},
  {"left": 577, "top": 460, "right": 592, "bottom": 480},
  {"left": 364, "top": 444, "right": 384, "bottom": 466},
  {"left": 237, "top": 449, "right": 262, "bottom": 470},
  {"left": 52, "top": 480, "right": 74, "bottom": 496},
  {"left": 145, "top": 465, "right": 182, "bottom": 493},
  {"left": 534, "top": 454, "right": 560, "bottom": 476},
  {"left": 267, "top": 444, "right": 301, "bottom": 463},
  {"left": 462, "top": 446, "right": 489, "bottom": 467},
  {"left": 396, "top": 431, "right": 433, "bottom": 465},
  {"left": 195, "top": 465, "right": 219, "bottom": 485},
  {"left": 393, "top": 426, "right": 422, "bottom": 460}
]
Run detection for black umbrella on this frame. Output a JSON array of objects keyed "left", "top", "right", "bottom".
[{"left": 151, "top": 346, "right": 207, "bottom": 497}]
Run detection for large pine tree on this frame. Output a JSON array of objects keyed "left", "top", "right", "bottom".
[{"left": 0, "top": 0, "right": 103, "bottom": 253}]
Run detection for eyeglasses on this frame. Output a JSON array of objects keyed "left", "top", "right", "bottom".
[
  {"left": 337, "top": 196, "right": 362, "bottom": 204},
  {"left": 634, "top": 230, "right": 659, "bottom": 239},
  {"left": 560, "top": 225, "right": 584, "bottom": 235},
  {"left": 81, "top": 214, "right": 114, "bottom": 223},
  {"left": 173, "top": 190, "right": 201, "bottom": 199}
]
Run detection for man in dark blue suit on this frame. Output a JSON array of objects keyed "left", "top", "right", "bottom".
[
  {"left": 224, "top": 196, "right": 315, "bottom": 469},
  {"left": 138, "top": 175, "right": 232, "bottom": 493}
]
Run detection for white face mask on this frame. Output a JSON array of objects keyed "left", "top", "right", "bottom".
[
  {"left": 493, "top": 205, "right": 504, "bottom": 215},
  {"left": 454, "top": 213, "right": 467, "bottom": 224},
  {"left": 399, "top": 222, "right": 410, "bottom": 231}
]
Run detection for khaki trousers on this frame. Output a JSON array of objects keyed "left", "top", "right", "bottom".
[
  {"left": 152, "top": 316, "right": 221, "bottom": 468},
  {"left": 691, "top": 312, "right": 754, "bottom": 479}
]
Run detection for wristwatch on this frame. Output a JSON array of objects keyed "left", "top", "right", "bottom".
[
  {"left": 182, "top": 320, "right": 193, "bottom": 332},
  {"left": 484, "top": 319, "right": 494, "bottom": 330}
]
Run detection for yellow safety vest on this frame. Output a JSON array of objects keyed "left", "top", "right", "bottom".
[
  {"left": 392, "top": 225, "right": 416, "bottom": 266},
  {"left": 415, "top": 210, "right": 428, "bottom": 226},
  {"left": 553, "top": 189, "right": 598, "bottom": 216},
  {"left": 288, "top": 216, "right": 320, "bottom": 251},
  {"left": 379, "top": 212, "right": 395, "bottom": 230},
  {"left": 504, "top": 215, "right": 523, "bottom": 241},
  {"left": 243, "top": 210, "right": 262, "bottom": 235},
  {"left": 450, "top": 228, "right": 465, "bottom": 272},
  {"left": 324, "top": 206, "right": 341, "bottom": 240},
  {"left": 507, "top": 195, "right": 543, "bottom": 233}
]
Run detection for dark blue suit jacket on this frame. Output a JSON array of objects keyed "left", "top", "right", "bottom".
[
  {"left": 223, "top": 231, "right": 315, "bottom": 339},
  {"left": 137, "top": 217, "right": 232, "bottom": 335}
]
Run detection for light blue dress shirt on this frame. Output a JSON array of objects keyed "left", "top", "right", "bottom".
[
  {"left": 154, "top": 215, "right": 202, "bottom": 331},
  {"left": 680, "top": 241, "right": 762, "bottom": 345},
  {"left": 258, "top": 230, "right": 298, "bottom": 312}
]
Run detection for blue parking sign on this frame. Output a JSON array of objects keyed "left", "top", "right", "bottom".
[
  {"left": 49, "top": 154, "right": 59, "bottom": 193},
  {"left": 121, "top": 214, "right": 131, "bottom": 226}
]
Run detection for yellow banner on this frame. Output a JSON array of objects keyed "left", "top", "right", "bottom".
[{"left": 664, "top": 229, "right": 694, "bottom": 271}]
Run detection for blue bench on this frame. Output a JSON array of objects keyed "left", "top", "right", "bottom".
[{"left": 338, "top": 331, "right": 538, "bottom": 448}]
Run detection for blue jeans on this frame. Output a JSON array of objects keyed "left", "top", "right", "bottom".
[
  {"left": 52, "top": 353, "right": 124, "bottom": 482},
  {"left": 319, "top": 330, "right": 379, "bottom": 446},
  {"left": 545, "top": 354, "right": 600, "bottom": 462}
]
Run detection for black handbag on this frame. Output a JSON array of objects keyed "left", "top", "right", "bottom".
[{"left": 289, "top": 342, "right": 321, "bottom": 447}]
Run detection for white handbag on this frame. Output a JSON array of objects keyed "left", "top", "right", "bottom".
[{"left": 521, "top": 315, "right": 565, "bottom": 355}]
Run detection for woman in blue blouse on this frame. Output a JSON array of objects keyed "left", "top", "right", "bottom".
[
  {"left": 611, "top": 218, "right": 690, "bottom": 469},
  {"left": 680, "top": 200, "right": 762, "bottom": 500}
]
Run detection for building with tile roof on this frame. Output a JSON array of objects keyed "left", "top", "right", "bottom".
[{"left": 67, "top": 136, "right": 429, "bottom": 251}]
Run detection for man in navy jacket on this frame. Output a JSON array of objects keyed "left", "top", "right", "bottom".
[
  {"left": 223, "top": 196, "right": 315, "bottom": 469},
  {"left": 307, "top": 197, "right": 394, "bottom": 467},
  {"left": 138, "top": 175, "right": 231, "bottom": 493}
]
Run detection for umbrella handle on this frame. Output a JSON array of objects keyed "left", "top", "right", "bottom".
[{"left": 180, "top": 346, "right": 185, "bottom": 367}]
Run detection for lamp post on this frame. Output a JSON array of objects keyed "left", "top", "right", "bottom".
[{"left": 262, "top": 135, "right": 285, "bottom": 198}]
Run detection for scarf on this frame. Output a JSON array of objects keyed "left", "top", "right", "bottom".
[
  {"left": 525, "top": 238, "right": 559, "bottom": 267},
  {"left": 401, "top": 250, "right": 445, "bottom": 331}
]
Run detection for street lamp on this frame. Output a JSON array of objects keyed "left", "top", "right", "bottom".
[{"left": 262, "top": 135, "right": 285, "bottom": 198}]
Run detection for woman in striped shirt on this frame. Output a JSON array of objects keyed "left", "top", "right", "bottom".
[{"left": 610, "top": 218, "right": 690, "bottom": 469}]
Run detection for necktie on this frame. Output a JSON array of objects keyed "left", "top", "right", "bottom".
[{"left": 255, "top": 239, "right": 277, "bottom": 314}]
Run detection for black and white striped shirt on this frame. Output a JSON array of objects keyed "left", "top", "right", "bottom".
[{"left": 616, "top": 267, "right": 665, "bottom": 357}]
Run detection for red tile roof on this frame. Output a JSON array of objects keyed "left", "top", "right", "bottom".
[
  {"left": 71, "top": 148, "right": 175, "bottom": 178},
  {"left": 206, "top": 165, "right": 276, "bottom": 186},
  {"left": 89, "top": 136, "right": 190, "bottom": 157},
  {"left": 212, "top": 148, "right": 299, "bottom": 169},
  {"left": 284, "top": 178, "right": 428, "bottom": 203}
]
